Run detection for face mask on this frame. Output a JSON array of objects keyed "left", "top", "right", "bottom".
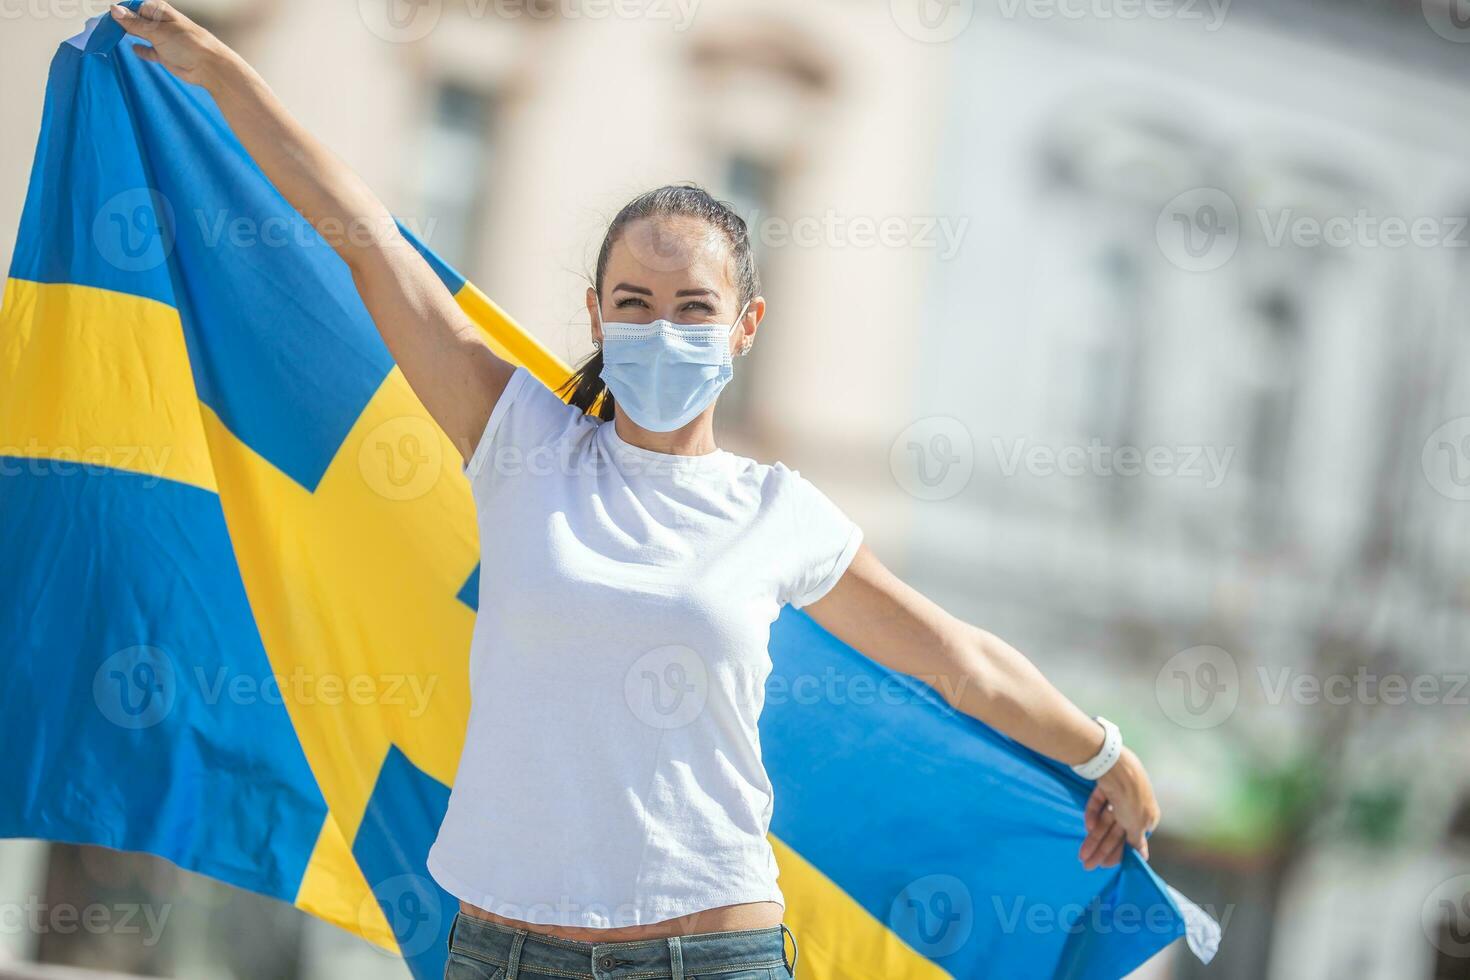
[{"left": 598, "top": 303, "right": 748, "bottom": 433}]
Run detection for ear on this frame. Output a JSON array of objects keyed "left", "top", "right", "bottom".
[
  {"left": 586, "top": 287, "right": 602, "bottom": 347},
  {"left": 736, "top": 295, "right": 766, "bottom": 353},
  {"left": 746, "top": 295, "right": 767, "bottom": 328}
]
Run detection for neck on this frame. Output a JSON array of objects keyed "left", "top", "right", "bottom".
[{"left": 612, "top": 411, "right": 719, "bottom": 457}]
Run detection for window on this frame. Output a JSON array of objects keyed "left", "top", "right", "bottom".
[
  {"left": 411, "top": 83, "right": 495, "bottom": 272},
  {"left": 714, "top": 154, "right": 779, "bottom": 431}
]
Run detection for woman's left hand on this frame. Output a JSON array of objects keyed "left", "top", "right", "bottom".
[{"left": 1078, "top": 748, "right": 1161, "bottom": 870}]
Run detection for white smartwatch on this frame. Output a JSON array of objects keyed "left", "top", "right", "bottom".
[{"left": 1071, "top": 716, "right": 1122, "bottom": 780}]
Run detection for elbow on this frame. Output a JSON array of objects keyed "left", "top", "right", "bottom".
[
  {"left": 934, "top": 624, "right": 1000, "bottom": 713},
  {"left": 341, "top": 231, "right": 407, "bottom": 287},
  {"left": 339, "top": 209, "right": 405, "bottom": 277}
]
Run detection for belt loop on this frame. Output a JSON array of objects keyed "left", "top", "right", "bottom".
[
  {"left": 667, "top": 935, "right": 685, "bottom": 980},
  {"left": 780, "top": 923, "right": 798, "bottom": 977},
  {"left": 446, "top": 912, "right": 460, "bottom": 954},
  {"left": 506, "top": 928, "right": 528, "bottom": 980}
]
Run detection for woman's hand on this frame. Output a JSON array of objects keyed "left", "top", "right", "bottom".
[
  {"left": 110, "top": 2, "right": 233, "bottom": 89},
  {"left": 109, "top": 1, "right": 513, "bottom": 457},
  {"left": 1078, "top": 748, "right": 1161, "bottom": 870}
]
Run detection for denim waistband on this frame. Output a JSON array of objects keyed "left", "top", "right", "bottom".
[{"left": 448, "top": 912, "right": 797, "bottom": 979}]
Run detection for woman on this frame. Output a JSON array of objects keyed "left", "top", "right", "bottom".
[{"left": 109, "top": 5, "right": 1161, "bottom": 978}]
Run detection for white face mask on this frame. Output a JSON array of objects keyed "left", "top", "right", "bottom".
[{"left": 597, "top": 303, "right": 748, "bottom": 432}]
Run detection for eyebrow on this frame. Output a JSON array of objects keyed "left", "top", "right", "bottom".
[{"left": 610, "top": 283, "right": 721, "bottom": 301}]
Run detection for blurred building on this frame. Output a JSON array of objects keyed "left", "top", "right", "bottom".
[
  {"left": 1, "top": 0, "right": 1468, "bottom": 978},
  {"left": 900, "top": 6, "right": 1470, "bottom": 980}
]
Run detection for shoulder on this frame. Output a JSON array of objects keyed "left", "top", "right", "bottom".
[
  {"left": 721, "top": 455, "right": 827, "bottom": 508},
  {"left": 728, "top": 459, "right": 862, "bottom": 608},
  {"left": 465, "top": 366, "right": 598, "bottom": 480}
]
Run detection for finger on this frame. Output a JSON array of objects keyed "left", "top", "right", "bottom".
[
  {"left": 1100, "top": 837, "right": 1125, "bottom": 868},
  {"left": 109, "top": 5, "right": 155, "bottom": 36},
  {"left": 1085, "top": 821, "right": 1125, "bottom": 871},
  {"left": 1083, "top": 788, "right": 1108, "bottom": 833},
  {"left": 1079, "top": 809, "right": 1117, "bottom": 866},
  {"left": 130, "top": 44, "right": 161, "bottom": 61},
  {"left": 135, "top": 0, "right": 177, "bottom": 24},
  {"left": 1124, "top": 819, "right": 1148, "bottom": 854},
  {"left": 1087, "top": 822, "right": 1127, "bottom": 871},
  {"left": 1078, "top": 826, "right": 1101, "bottom": 864}
]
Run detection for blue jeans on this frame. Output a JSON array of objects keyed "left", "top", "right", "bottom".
[{"left": 444, "top": 912, "right": 798, "bottom": 980}]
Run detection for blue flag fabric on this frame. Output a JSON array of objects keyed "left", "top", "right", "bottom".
[{"left": 0, "top": 7, "right": 1217, "bottom": 978}]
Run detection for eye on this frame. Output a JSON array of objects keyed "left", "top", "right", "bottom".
[
  {"left": 680, "top": 301, "right": 716, "bottom": 315},
  {"left": 615, "top": 297, "right": 649, "bottom": 309}
]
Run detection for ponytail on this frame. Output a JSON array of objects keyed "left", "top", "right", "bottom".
[{"left": 557, "top": 348, "right": 615, "bottom": 421}]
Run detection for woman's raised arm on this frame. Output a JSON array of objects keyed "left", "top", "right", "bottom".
[
  {"left": 110, "top": 1, "right": 514, "bottom": 459},
  {"left": 806, "top": 544, "right": 1162, "bottom": 870}
]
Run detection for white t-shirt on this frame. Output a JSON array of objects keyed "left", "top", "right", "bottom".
[{"left": 427, "top": 367, "right": 863, "bottom": 927}]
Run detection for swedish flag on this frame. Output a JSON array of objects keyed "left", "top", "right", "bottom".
[{"left": 0, "top": 7, "right": 1216, "bottom": 978}]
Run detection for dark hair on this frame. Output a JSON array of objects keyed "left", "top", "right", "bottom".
[{"left": 557, "top": 184, "right": 760, "bottom": 420}]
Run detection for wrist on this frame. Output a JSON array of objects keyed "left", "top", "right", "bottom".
[
  {"left": 1069, "top": 715, "right": 1122, "bottom": 780},
  {"left": 1096, "top": 747, "right": 1139, "bottom": 792},
  {"left": 197, "top": 39, "right": 247, "bottom": 93}
]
